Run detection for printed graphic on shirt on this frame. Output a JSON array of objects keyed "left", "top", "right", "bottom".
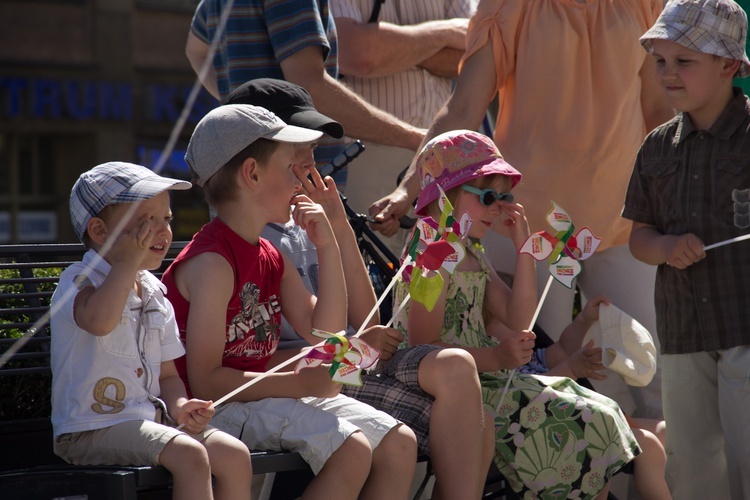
[
  {"left": 91, "top": 377, "right": 126, "bottom": 414},
  {"left": 226, "top": 281, "right": 281, "bottom": 360}
]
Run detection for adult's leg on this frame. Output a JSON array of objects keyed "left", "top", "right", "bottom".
[
  {"left": 718, "top": 345, "right": 750, "bottom": 500},
  {"left": 662, "top": 352, "right": 729, "bottom": 498},
  {"left": 577, "top": 245, "right": 659, "bottom": 418},
  {"left": 417, "top": 348, "right": 494, "bottom": 500}
]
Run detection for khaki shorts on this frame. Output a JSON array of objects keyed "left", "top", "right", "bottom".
[
  {"left": 212, "top": 394, "right": 400, "bottom": 474},
  {"left": 54, "top": 419, "right": 220, "bottom": 466}
]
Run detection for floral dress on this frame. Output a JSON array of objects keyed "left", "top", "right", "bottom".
[{"left": 392, "top": 245, "right": 639, "bottom": 499}]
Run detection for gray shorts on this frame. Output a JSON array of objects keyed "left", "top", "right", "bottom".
[
  {"left": 54, "top": 419, "right": 220, "bottom": 466},
  {"left": 342, "top": 344, "right": 439, "bottom": 455},
  {"left": 211, "top": 394, "right": 399, "bottom": 474}
]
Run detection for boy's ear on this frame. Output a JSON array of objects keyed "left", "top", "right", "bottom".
[
  {"left": 722, "top": 58, "right": 742, "bottom": 79},
  {"left": 86, "top": 217, "right": 109, "bottom": 245},
  {"left": 239, "top": 156, "right": 261, "bottom": 188}
]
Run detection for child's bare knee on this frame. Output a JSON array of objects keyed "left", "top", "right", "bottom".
[
  {"left": 421, "top": 348, "right": 478, "bottom": 394},
  {"left": 205, "top": 432, "right": 253, "bottom": 476},
  {"left": 161, "top": 435, "right": 211, "bottom": 475},
  {"left": 336, "top": 431, "right": 372, "bottom": 465},
  {"left": 374, "top": 424, "right": 417, "bottom": 463}
]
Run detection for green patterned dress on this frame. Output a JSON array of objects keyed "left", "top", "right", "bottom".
[{"left": 392, "top": 245, "right": 639, "bottom": 499}]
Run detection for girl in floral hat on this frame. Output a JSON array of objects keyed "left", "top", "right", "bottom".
[{"left": 391, "top": 130, "right": 642, "bottom": 499}]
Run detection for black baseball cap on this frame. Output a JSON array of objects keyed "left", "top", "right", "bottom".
[{"left": 224, "top": 78, "right": 344, "bottom": 139}]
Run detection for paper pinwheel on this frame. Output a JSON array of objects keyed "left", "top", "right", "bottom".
[
  {"left": 519, "top": 201, "right": 601, "bottom": 288},
  {"left": 400, "top": 186, "right": 472, "bottom": 311},
  {"left": 294, "top": 329, "right": 380, "bottom": 386},
  {"left": 496, "top": 202, "right": 601, "bottom": 412}
]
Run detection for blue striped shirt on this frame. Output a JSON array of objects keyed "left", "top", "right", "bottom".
[{"left": 192, "top": 0, "right": 344, "bottom": 165}]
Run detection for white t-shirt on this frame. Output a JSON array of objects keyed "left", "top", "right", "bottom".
[{"left": 50, "top": 249, "right": 185, "bottom": 437}]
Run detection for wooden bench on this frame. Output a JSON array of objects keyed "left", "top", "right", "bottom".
[
  {"left": 0, "top": 242, "right": 311, "bottom": 499},
  {"left": 0, "top": 242, "right": 515, "bottom": 500}
]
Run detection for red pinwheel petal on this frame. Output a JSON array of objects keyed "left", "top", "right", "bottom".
[
  {"left": 567, "top": 235, "right": 578, "bottom": 251},
  {"left": 417, "top": 240, "right": 455, "bottom": 271}
]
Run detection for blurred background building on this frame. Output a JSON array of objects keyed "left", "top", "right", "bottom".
[
  {"left": 0, "top": 0, "right": 217, "bottom": 244},
  {"left": 3, "top": 0, "right": 750, "bottom": 245}
]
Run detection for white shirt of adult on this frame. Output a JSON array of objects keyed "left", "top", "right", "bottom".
[{"left": 331, "top": 0, "right": 477, "bottom": 127}]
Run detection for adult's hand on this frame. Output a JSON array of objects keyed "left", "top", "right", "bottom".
[{"left": 369, "top": 186, "right": 412, "bottom": 237}]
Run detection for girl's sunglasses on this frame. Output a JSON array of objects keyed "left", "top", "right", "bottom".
[{"left": 462, "top": 185, "right": 514, "bottom": 206}]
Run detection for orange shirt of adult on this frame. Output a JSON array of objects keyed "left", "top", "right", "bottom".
[{"left": 464, "top": 0, "right": 664, "bottom": 249}]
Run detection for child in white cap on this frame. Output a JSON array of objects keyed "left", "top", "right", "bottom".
[
  {"left": 624, "top": 0, "right": 750, "bottom": 497},
  {"left": 161, "top": 104, "right": 418, "bottom": 498},
  {"left": 51, "top": 162, "right": 252, "bottom": 499}
]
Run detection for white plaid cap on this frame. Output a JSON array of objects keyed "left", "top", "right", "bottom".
[
  {"left": 69, "top": 161, "right": 191, "bottom": 241},
  {"left": 641, "top": 0, "right": 750, "bottom": 77}
]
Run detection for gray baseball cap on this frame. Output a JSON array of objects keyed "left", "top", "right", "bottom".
[{"left": 186, "top": 104, "right": 324, "bottom": 187}]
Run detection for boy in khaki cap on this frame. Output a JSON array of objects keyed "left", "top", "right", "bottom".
[
  {"left": 161, "top": 104, "right": 417, "bottom": 498},
  {"left": 624, "top": 1, "right": 750, "bottom": 497}
]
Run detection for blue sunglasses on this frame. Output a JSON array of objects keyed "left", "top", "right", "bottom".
[{"left": 462, "top": 185, "right": 514, "bottom": 206}]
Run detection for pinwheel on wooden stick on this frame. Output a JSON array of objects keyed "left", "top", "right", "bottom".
[
  {"left": 294, "top": 329, "right": 380, "bottom": 386},
  {"left": 496, "top": 201, "right": 601, "bottom": 411},
  {"left": 392, "top": 185, "right": 472, "bottom": 318}
]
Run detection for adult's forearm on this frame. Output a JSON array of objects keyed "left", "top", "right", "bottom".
[
  {"left": 336, "top": 18, "right": 467, "bottom": 78},
  {"left": 305, "top": 75, "right": 425, "bottom": 150},
  {"left": 417, "top": 47, "right": 464, "bottom": 79},
  {"left": 185, "top": 32, "right": 220, "bottom": 101}
]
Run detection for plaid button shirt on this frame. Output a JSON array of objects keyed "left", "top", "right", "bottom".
[{"left": 623, "top": 89, "right": 750, "bottom": 354}]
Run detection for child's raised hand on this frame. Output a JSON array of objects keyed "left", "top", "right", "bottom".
[
  {"left": 492, "top": 329, "right": 536, "bottom": 369},
  {"left": 290, "top": 194, "right": 336, "bottom": 248},
  {"left": 566, "top": 340, "right": 607, "bottom": 380},
  {"left": 497, "top": 202, "right": 531, "bottom": 250},
  {"left": 107, "top": 216, "right": 155, "bottom": 269},
  {"left": 293, "top": 165, "right": 347, "bottom": 226},
  {"left": 174, "top": 398, "right": 214, "bottom": 434},
  {"left": 665, "top": 233, "right": 705, "bottom": 269}
]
